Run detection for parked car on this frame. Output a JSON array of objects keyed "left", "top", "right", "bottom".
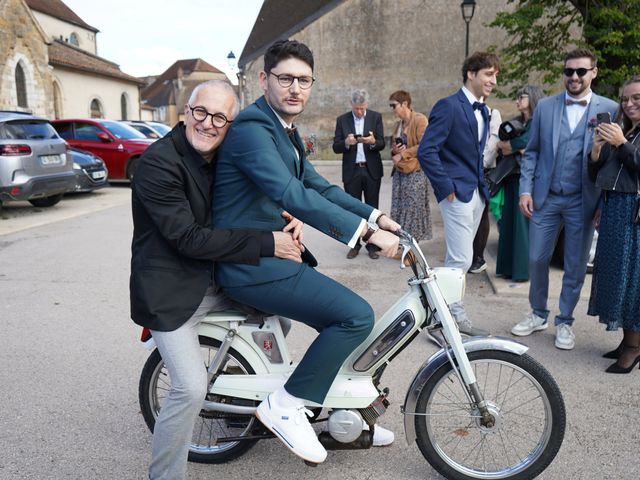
[
  {"left": 52, "top": 119, "right": 154, "bottom": 181},
  {"left": 68, "top": 147, "right": 108, "bottom": 192},
  {"left": 124, "top": 121, "right": 163, "bottom": 140},
  {"left": 145, "top": 121, "right": 171, "bottom": 136},
  {"left": 0, "top": 111, "right": 76, "bottom": 209}
]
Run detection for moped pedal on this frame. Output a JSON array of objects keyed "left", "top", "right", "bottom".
[{"left": 303, "top": 460, "right": 319, "bottom": 467}]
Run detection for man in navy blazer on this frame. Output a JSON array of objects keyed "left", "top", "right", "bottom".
[
  {"left": 418, "top": 51, "right": 500, "bottom": 336},
  {"left": 332, "top": 89, "right": 385, "bottom": 259},
  {"left": 213, "top": 40, "right": 400, "bottom": 464},
  {"left": 512, "top": 49, "right": 618, "bottom": 350}
]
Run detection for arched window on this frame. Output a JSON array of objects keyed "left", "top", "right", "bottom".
[
  {"left": 15, "top": 63, "right": 28, "bottom": 108},
  {"left": 90, "top": 98, "right": 103, "bottom": 118},
  {"left": 120, "top": 93, "right": 128, "bottom": 120},
  {"left": 69, "top": 32, "right": 79, "bottom": 46}
]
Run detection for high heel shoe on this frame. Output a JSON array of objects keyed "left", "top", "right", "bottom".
[
  {"left": 602, "top": 346, "right": 623, "bottom": 359},
  {"left": 605, "top": 354, "right": 640, "bottom": 374}
]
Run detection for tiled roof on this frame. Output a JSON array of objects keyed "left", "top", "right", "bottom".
[
  {"left": 25, "top": 0, "right": 99, "bottom": 33},
  {"left": 141, "top": 59, "right": 227, "bottom": 107},
  {"left": 48, "top": 40, "right": 144, "bottom": 85},
  {"left": 239, "top": 0, "right": 344, "bottom": 67}
]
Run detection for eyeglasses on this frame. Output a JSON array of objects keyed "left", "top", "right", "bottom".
[
  {"left": 517, "top": 94, "right": 529, "bottom": 101},
  {"left": 563, "top": 67, "right": 595, "bottom": 77},
  {"left": 620, "top": 93, "right": 640, "bottom": 105},
  {"left": 269, "top": 72, "right": 315, "bottom": 89},
  {"left": 188, "top": 105, "right": 232, "bottom": 128},
  {"left": 389, "top": 103, "right": 400, "bottom": 109}
]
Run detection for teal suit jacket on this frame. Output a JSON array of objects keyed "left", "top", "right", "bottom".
[{"left": 213, "top": 96, "right": 374, "bottom": 287}]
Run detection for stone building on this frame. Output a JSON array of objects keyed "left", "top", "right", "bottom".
[
  {"left": 0, "top": 0, "right": 143, "bottom": 119},
  {"left": 239, "top": 0, "right": 514, "bottom": 159},
  {"left": 140, "top": 58, "right": 230, "bottom": 127}
]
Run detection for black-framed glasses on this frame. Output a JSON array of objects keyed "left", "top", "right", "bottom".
[
  {"left": 563, "top": 67, "right": 595, "bottom": 77},
  {"left": 269, "top": 72, "right": 315, "bottom": 89},
  {"left": 389, "top": 103, "right": 400, "bottom": 109},
  {"left": 620, "top": 93, "right": 640, "bottom": 104},
  {"left": 188, "top": 105, "right": 232, "bottom": 128}
]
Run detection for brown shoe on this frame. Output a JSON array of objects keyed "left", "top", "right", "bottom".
[
  {"left": 346, "top": 247, "right": 359, "bottom": 259},
  {"left": 368, "top": 250, "right": 379, "bottom": 259}
]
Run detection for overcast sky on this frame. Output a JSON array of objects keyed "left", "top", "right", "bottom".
[{"left": 62, "top": 0, "right": 263, "bottom": 82}]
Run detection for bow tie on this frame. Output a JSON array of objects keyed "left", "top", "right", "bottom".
[
  {"left": 472, "top": 101, "right": 486, "bottom": 111},
  {"left": 285, "top": 126, "right": 296, "bottom": 138},
  {"left": 565, "top": 99, "right": 588, "bottom": 107}
]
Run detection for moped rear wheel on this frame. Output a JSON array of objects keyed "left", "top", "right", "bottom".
[
  {"left": 139, "top": 336, "right": 259, "bottom": 463},
  {"left": 414, "top": 350, "right": 565, "bottom": 480}
]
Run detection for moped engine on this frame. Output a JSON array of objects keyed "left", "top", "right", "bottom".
[{"left": 326, "top": 409, "right": 364, "bottom": 443}]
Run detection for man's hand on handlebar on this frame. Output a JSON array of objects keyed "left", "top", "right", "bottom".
[
  {"left": 368, "top": 230, "right": 400, "bottom": 257},
  {"left": 377, "top": 214, "right": 401, "bottom": 232}
]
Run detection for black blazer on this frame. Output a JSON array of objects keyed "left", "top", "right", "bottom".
[
  {"left": 130, "top": 124, "right": 263, "bottom": 331},
  {"left": 332, "top": 110, "right": 385, "bottom": 184}
]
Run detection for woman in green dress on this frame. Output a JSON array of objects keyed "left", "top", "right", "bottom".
[{"left": 495, "top": 85, "right": 544, "bottom": 281}]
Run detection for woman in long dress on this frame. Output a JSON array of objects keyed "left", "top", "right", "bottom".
[{"left": 389, "top": 90, "right": 431, "bottom": 241}]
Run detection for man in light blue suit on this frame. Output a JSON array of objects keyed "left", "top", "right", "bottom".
[
  {"left": 213, "top": 40, "right": 400, "bottom": 464},
  {"left": 418, "top": 51, "right": 500, "bottom": 336},
  {"left": 513, "top": 49, "right": 618, "bottom": 350}
]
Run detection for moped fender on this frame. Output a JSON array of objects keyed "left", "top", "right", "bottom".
[{"left": 402, "top": 336, "right": 528, "bottom": 445}]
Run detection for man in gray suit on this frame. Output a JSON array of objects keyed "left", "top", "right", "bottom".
[{"left": 513, "top": 49, "right": 618, "bottom": 350}]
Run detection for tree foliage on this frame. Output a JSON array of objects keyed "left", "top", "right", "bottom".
[{"left": 489, "top": 0, "right": 640, "bottom": 97}]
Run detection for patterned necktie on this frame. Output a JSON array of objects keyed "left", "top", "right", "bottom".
[{"left": 565, "top": 99, "right": 588, "bottom": 106}]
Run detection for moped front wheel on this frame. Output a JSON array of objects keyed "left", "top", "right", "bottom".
[
  {"left": 139, "top": 336, "right": 259, "bottom": 463},
  {"left": 414, "top": 350, "right": 565, "bottom": 480}
]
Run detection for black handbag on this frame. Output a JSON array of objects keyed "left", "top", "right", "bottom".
[{"left": 486, "top": 154, "right": 520, "bottom": 196}]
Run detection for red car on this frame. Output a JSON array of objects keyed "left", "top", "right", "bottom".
[{"left": 52, "top": 119, "right": 154, "bottom": 180}]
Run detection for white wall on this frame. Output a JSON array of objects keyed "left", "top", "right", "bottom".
[
  {"left": 31, "top": 11, "right": 97, "bottom": 54},
  {"left": 53, "top": 68, "right": 140, "bottom": 120}
]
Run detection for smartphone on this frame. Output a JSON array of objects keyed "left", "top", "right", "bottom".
[
  {"left": 395, "top": 137, "right": 405, "bottom": 146},
  {"left": 354, "top": 133, "right": 362, "bottom": 139},
  {"left": 596, "top": 112, "right": 612, "bottom": 125}
]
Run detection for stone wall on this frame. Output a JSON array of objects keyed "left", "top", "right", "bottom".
[
  {"left": 0, "top": 0, "right": 54, "bottom": 117},
  {"left": 240, "top": 0, "right": 518, "bottom": 159}
]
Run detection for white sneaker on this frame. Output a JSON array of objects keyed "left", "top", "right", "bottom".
[
  {"left": 555, "top": 324, "right": 575, "bottom": 350},
  {"left": 256, "top": 393, "right": 327, "bottom": 463},
  {"left": 371, "top": 425, "right": 394, "bottom": 447},
  {"left": 511, "top": 312, "right": 548, "bottom": 336}
]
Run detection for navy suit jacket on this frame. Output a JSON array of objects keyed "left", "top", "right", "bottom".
[
  {"left": 519, "top": 92, "right": 618, "bottom": 219},
  {"left": 213, "top": 96, "right": 374, "bottom": 288},
  {"left": 417, "top": 89, "right": 489, "bottom": 203}
]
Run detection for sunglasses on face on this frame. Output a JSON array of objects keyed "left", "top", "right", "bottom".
[
  {"left": 563, "top": 67, "right": 595, "bottom": 77},
  {"left": 620, "top": 93, "right": 640, "bottom": 104}
]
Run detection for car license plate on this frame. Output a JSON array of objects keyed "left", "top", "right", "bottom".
[
  {"left": 40, "top": 154, "right": 64, "bottom": 166},
  {"left": 92, "top": 170, "right": 106, "bottom": 179}
]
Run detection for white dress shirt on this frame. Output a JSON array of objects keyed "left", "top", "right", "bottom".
[
  {"left": 462, "top": 86, "right": 485, "bottom": 142},
  {"left": 565, "top": 90, "right": 592, "bottom": 133}
]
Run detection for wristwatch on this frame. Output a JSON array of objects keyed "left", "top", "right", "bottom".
[{"left": 362, "top": 222, "right": 379, "bottom": 243}]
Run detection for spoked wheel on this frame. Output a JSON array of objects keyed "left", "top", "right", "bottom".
[
  {"left": 415, "top": 350, "right": 565, "bottom": 480},
  {"left": 139, "top": 336, "right": 259, "bottom": 463}
]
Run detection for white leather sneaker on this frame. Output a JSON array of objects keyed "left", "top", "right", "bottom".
[
  {"left": 255, "top": 394, "right": 327, "bottom": 464},
  {"left": 371, "top": 425, "right": 394, "bottom": 447},
  {"left": 555, "top": 324, "right": 575, "bottom": 350},
  {"left": 511, "top": 312, "right": 548, "bottom": 336}
]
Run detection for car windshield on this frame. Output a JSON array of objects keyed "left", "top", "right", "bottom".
[
  {"left": 129, "top": 124, "right": 159, "bottom": 138},
  {"left": 149, "top": 123, "right": 171, "bottom": 135},
  {"left": 100, "top": 121, "right": 147, "bottom": 140},
  {"left": 0, "top": 120, "right": 59, "bottom": 140}
]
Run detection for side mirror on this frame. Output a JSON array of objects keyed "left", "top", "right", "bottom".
[{"left": 96, "top": 132, "right": 112, "bottom": 142}]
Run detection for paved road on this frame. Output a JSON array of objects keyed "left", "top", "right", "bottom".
[{"left": 0, "top": 166, "right": 637, "bottom": 480}]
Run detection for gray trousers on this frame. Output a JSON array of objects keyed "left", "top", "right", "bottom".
[{"left": 438, "top": 189, "right": 485, "bottom": 323}]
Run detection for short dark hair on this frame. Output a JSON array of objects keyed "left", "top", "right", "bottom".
[
  {"left": 389, "top": 90, "right": 412, "bottom": 107},
  {"left": 264, "top": 40, "right": 314, "bottom": 73},
  {"left": 462, "top": 52, "right": 500, "bottom": 84},
  {"left": 564, "top": 48, "right": 597, "bottom": 67}
]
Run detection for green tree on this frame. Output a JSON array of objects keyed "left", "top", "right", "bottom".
[{"left": 489, "top": 0, "right": 640, "bottom": 97}]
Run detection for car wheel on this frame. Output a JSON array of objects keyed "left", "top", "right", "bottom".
[
  {"left": 126, "top": 156, "right": 140, "bottom": 182},
  {"left": 29, "top": 194, "right": 63, "bottom": 208}
]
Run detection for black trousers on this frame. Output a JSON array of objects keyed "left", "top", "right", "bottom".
[
  {"left": 472, "top": 203, "right": 490, "bottom": 261},
  {"left": 344, "top": 165, "right": 381, "bottom": 252}
]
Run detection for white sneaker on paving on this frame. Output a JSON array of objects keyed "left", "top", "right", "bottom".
[
  {"left": 256, "top": 394, "right": 327, "bottom": 463},
  {"left": 363, "top": 423, "right": 395, "bottom": 446},
  {"left": 511, "top": 312, "right": 548, "bottom": 336},
  {"left": 555, "top": 324, "right": 575, "bottom": 350}
]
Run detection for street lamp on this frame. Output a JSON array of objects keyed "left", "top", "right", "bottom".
[
  {"left": 461, "top": 0, "right": 476, "bottom": 58},
  {"left": 226, "top": 51, "right": 236, "bottom": 70}
]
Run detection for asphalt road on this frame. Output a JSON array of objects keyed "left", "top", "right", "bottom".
[{"left": 0, "top": 167, "right": 637, "bottom": 480}]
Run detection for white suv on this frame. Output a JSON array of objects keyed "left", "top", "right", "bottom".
[{"left": 0, "top": 111, "right": 76, "bottom": 209}]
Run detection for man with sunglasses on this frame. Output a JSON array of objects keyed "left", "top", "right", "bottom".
[
  {"left": 513, "top": 49, "right": 618, "bottom": 350},
  {"left": 213, "top": 40, "right": 400, "bottom": 464},
  {"left": 332, "top": 89, "right": 385, "bottom": 259},
  {"left": 130, "top": 80, "right": 304, "bottom": 480}
]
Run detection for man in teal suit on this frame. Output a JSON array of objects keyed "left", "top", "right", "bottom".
[{"left": 213, "top": 40, "right": 400, "bottom": 464}]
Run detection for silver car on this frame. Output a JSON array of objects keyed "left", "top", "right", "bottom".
[{"left": 0, "top": 111, "right": 76, "bottom": 208}]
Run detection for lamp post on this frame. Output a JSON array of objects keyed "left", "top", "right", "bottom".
[
  {"left": 460, "top": 0, "right": 476, "bottom": 58},
  {"left": 226, "top": 50, "right": 246, "bottom": 109},
  {"left": 226, "top": 51, "right": 236, "bottom": 70}
]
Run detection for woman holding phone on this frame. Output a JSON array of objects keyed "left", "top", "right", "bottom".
[
  {"left": 588, "top": 75, "right": 640, "bottom": 374},
  {"left": 389, "top": 90, "right": 431, "bottom": 243}
]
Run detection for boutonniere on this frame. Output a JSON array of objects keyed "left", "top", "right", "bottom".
[{"left": 588, "top": 117, "right": 598, "bottom": 130}]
